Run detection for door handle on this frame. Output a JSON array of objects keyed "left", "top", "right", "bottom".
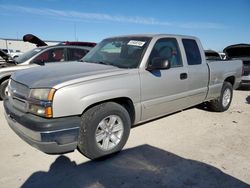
[{"left": 180, "top": 73, "right": 188, "bottom": 80}]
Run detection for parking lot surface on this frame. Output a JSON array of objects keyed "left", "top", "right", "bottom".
[{"left": 0, "top": 88, "right": 249, "bottom": 188}]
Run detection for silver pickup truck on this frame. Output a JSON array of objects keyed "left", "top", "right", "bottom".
[{"left": 4, "top": 34, "right": 242, "bottom": 159}]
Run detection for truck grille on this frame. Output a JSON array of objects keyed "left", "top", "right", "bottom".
[
  {"left": 8, "top": 79, "right": 30, "bottom": 112},
  {"left": 243, "top": 61, "right": 250, "bottom": 76}
]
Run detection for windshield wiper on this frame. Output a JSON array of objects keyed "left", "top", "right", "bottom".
[
  {"left": 92, "top": 61, "right": 119, "bottom": 68},
  {"left": 97, "top": 61, "right": 111, "bottom": 66},
  {"left": 79, "top": 60, "right": 122, "bottom": 68}
]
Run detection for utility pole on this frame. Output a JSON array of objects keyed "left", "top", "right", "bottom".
[
  {"left": 74, "top": 23, "right": 79, "bottom": 41},
  {"left": 5, "top": 39, "right": 8, "bottom": 50},
  {"left": 74, "top": 23, "right": 77, "bottom": 41}
]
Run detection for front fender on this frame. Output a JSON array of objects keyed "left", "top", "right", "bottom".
[{"left": 52, "top": 72, "right": 141, "bottom": 119}]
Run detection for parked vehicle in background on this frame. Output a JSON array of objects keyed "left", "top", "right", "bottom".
[
  {"left": 219, "top": 52, "right": 226, "bottom": 60},
  {"left": 0, "top": 44, "right": 93, "bottom": 99},
  {"left": 4, "top": 34, "right": 242, "bottom": 159},
  {"left": 59, "top": 41, "right": 96, "bottom": 47},
  {"left": 0, "top": 50, "right": 15, "bottom": 65},
  {"left": 224, "top": 44, "right": 250, "bottom": 86},
  {"left": 1, "top": 49, "right": 23, "bottom": 58},
  {"left": 205, "top": 50, "right": 222, "bottom": 61},
  {"left": 23, "top": 34, "right": 97, "bottom": 48},
  {"left": 23, "top": 34, "right": 48, "bottom": 47}
]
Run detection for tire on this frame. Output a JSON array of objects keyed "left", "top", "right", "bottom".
[
  {"left": 77, "top": 102, "right": 131, "bottom": 159},
  {"left": 209, "top": 82, "right": 233, "bottom": 112},
  {"left": 0, "top": 79, "right": 9, "bottom": 100}
]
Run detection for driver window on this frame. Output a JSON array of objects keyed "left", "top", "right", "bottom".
[{"left": 148, "top": 38, "right": 183, "bottom": 68}]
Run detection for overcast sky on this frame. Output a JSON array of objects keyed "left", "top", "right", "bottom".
[{"left": 0, "top": 0, "right": 249, "bottom": 51}]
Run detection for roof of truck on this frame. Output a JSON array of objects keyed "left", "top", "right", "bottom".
[{"left": 105, "top": 34, "right": 198, "bottom": 39}]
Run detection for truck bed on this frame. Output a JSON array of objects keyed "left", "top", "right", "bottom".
[{"left": 206, "top": 60, "right": 242, "bottom": 101}]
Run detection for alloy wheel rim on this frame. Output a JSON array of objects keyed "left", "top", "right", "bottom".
[
  {"left": 222, "top": 88, "right": 231, "bottom": 107},
  {"left": 95, "top": 115, "right": 124, "bottom": 151}
]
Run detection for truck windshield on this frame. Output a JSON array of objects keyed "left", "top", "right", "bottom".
[
  {"left": 14, "top": 48, "right": 43, "bottom": 64},
  {"left": 81, "top": 37, "right": 151, "bottom": 68}
]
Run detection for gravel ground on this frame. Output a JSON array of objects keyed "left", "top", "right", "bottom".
[{"left": 0, "top": 87, "right": 249, "bottom": 188}]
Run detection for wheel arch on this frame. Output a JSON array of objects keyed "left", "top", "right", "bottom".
[
  {"left": 224, "top": 76, "right": 235, "bottom": 86},
  {"left": 81, "top": 97, "right": 136, "bottom": 125}
]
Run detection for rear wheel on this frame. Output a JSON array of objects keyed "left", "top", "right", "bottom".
[
  {"left": 77, "top": 102, "right": 131, "bottom": 159},
  {"left": 0, "top": 79, "right": 9, "bottom": 100},
  {"left": 209, "top": 82, "right": 233, "bottom": 112}
]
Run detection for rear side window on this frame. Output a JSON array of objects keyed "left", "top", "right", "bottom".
[
  {"left": 182, "top": 39, "right": 202, "bottom": 65},
  {"left": 67, "top": 48, "right": 89, "bottom": 61}
]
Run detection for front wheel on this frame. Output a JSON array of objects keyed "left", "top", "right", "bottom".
[
  {"left": 0, "top": 79, "right": 9, "bottom": 100},
  {"left": 208, "top": 82, "right": 233, "bottom": 112},
  {"left": 77, "top": 102, "right": 131, "bottom": 159}
]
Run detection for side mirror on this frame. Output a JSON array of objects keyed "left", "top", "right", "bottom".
[{"left": 146, "top": 57, "right": 170, "bottom": 71}]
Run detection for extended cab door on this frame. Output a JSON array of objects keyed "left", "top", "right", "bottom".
[
  {"left": 181, "top": 38, "right": 209, "bottom": 106},
  {"left": 140, "top": 37, "right": 189, "bottom": 121}
]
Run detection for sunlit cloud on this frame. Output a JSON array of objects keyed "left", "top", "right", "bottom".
[{"left": 0, "top": 5, "right": 225, "bottom": 29}]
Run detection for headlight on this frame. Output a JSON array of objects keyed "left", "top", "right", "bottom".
[
  {"left": 30, "top": 88, "right": 55, "bottom": 101},
  {"left": 28, "top": 88, "right": 56, "bottom": 118}
]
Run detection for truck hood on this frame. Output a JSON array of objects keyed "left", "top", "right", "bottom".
[
  {"left": 223, "top": 44, "right": 250, "bottom": 58},
  {"left": 12, "top": 62, "right": 125, "bottom": 88}
]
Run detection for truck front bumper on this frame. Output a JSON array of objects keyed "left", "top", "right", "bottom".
[{"left": 4, "top": 100, "right": 81, "bottom": 154}]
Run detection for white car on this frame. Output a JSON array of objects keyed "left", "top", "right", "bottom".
[
  {"left": 224, "top": 44, "right": 250, "bottom": 86},
  {"left": 1, "top": 49, "right": 23, "bottom": 58}
]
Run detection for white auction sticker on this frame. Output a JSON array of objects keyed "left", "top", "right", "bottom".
[{"left": 127, "top": 40, "right": 146, "bottom": 47}]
